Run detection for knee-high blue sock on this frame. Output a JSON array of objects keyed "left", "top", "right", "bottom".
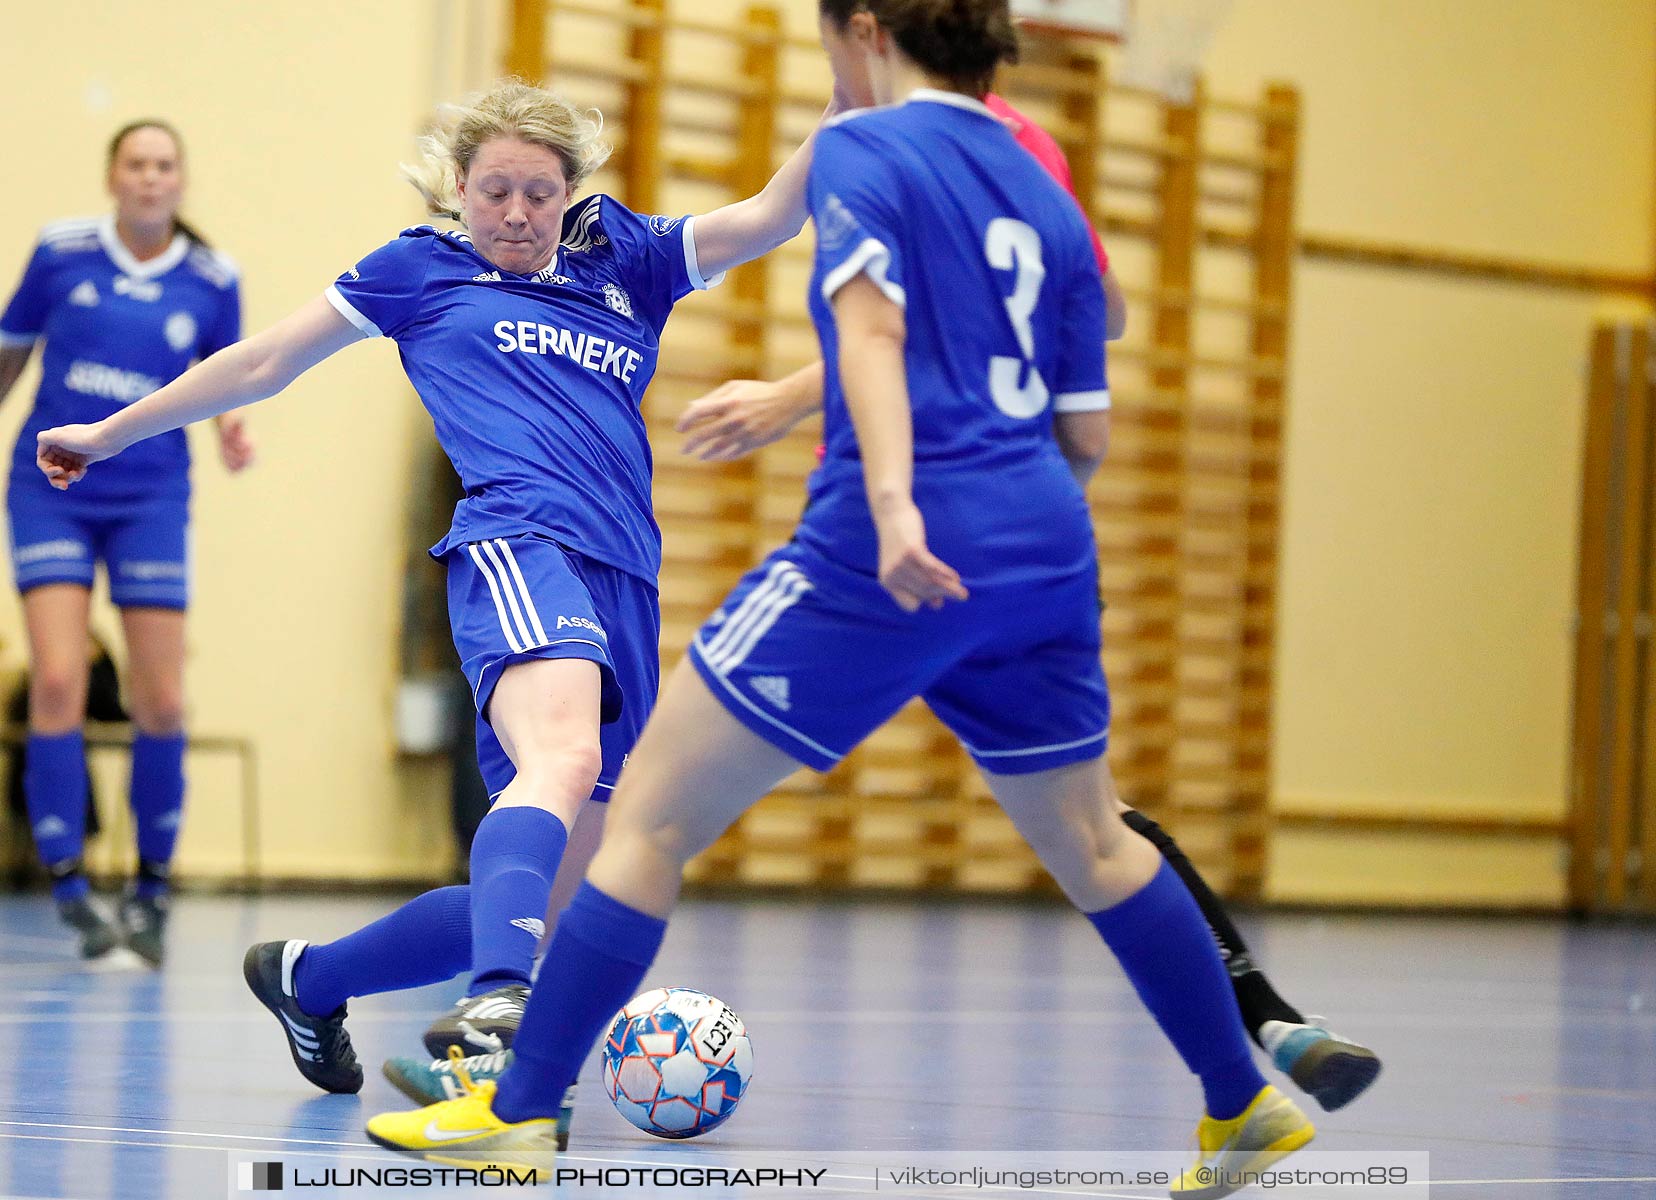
[
  {"left": 1087, "top": 861, "right": 1269, "bottom": 1120},
  {"left": 468, "top": 806, "right": 568, "bottom": 994},
  {"left": 129, "top": 732, "right": 186, "bottom": 898},
  {"left": 494, "top": 881, "right": 666, "bottom": 1122},
  {"left": 25, "top": 731, "right": 90, "bottom": 903},
  {"left": 292, "top": 885, "right": 474, "bottom": 1017}
]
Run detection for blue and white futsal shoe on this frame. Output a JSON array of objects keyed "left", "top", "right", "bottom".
[{"left": 1260, "top": 1017, "right": 1381, "bottom": 1111}]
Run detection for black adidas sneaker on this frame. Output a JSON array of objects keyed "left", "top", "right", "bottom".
[
  {"left": 243, "top": 940, "right": 363, "bottom": 1094},
  {"left": 422, "top": 983, "right": 530, "bottom": 1058}
]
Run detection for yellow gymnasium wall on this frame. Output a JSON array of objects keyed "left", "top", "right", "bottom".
[
  {"left": 1, "top": 1, "right": 1651, "bottom": 901},
  {"left": 1200, "top": 0, "right": 1656, "bottom": 905},
  {"left": 0, "top": 2, "right": 462, "bottom": 880}
]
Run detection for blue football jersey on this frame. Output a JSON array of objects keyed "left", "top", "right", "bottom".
[
  {"left": 799, "top": 91, "right": 1110, "bottom": 589},
  {"left": 326, "top": 197, "right": 723, "bottom": 583},
  {"left": 0, "top": 216, "right": 242, "bottom": 507}
]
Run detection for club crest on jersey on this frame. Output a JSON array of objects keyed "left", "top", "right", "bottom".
[
  {"left": 648, "top": 214, "right": 683, "bottom": 237},
  {"left": 602, "top": 283, "right": 634, "bottom": 319},
  {"left": 68, "top": 281, "right": 99, "bottom": 307},
  {"left": 164, "top": 312, "right": 197, "bottom": 352},
  {"left": 817, "top": 194, "right": 859, "bottom": 252}
]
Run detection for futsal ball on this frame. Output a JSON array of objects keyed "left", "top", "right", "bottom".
[{"left": 602, "top": 987, "right": 754, "bottom": 1138}]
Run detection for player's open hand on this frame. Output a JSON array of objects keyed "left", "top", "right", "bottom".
[
  {"left": 216, "top": 412, "right": 256, "bottom": 473},
  {"left": 874, "top": 501, "right": 969, "bottom": 613},
  {"left": 36, "top": 423, "right": 116, "bottom": 490},
  {"left": 677, "top": 380, "right": 805, "bottom": 462}
]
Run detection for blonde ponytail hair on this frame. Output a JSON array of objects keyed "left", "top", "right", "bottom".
[{"left": 401, "top": 79, "right": 612, "bottom": 220}]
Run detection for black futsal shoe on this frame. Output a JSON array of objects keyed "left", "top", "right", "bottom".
[
  {"left": 422, "top": 983, "right": 531, "bottom": 1058},
  {"left": 118, "top": 892, "right": 168, "bottom": 967},
  {"left": 243, "top": 939, "right": 364, "bottom": 1094},
  {"left": 57, "top": 894, "right": 123, "bottom": 960}
]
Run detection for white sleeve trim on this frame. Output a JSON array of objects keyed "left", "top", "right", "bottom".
[
  {"left": 1055, "top": 388, "right": 1111, "bottom": 413},
  {"left": 681, "top": 216, "right": 726, "bottom": 291},
  {"left": 324, "top": 285, "right": 382, "bottom": 339},
  {"left": 820, "top": 237, "right": 906, "bottom": 310},
  {"left": 0, "top": 328, "right": 38, "bottom": 349}
]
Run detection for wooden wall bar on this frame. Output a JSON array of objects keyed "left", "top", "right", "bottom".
[
  {"left": 524, "top": 0, "right": 1299, "bottom": 895},
  {"left": 1570, "top": 323, "right": 1656, "bottom": 914}
]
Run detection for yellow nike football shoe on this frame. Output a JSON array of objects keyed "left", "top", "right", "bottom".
[
  {"left": 1171, "top": 1085, "right": 1315, "bottom": 1199},
  {"left": 365, "top": 1048, "right": 560, "bottom": 1179}
]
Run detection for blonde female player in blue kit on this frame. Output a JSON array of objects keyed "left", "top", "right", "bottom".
[
  {"left": 35, "top": 78, "right": 842, "bottom": 1101},
  {"left": 363, "top": 3, "right": 1316, "bottom": 1196}
]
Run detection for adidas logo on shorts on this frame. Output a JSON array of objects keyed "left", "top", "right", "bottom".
[
  {"left": 510, "top": 917, "right": 546, "bottom": 939},
  {"left": 749, "top": 675, "right": 791, "bottom": 711}
]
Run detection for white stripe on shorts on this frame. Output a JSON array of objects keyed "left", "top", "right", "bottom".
[
  {"left": 699, "top": 561, "right": 795, "bottom": 666},
  {"left": 480, "top": 539, "right": 537, "bottom": 649},
  {"left": 468, "top": 543, "right": 524, "bottom": 653},
  {"left": 704, "top": 565, "right": 812, "bottom": 675},
  {"left": 493, "top": 539, "right": 550, "bottom": 645}
]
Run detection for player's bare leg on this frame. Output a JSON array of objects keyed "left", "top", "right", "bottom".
[
  {"left": 420, "top": 658, "right": 605, "bottom": 1058},
  {"left": 589, "top": 658, "right": 802, "bottom": 916}
]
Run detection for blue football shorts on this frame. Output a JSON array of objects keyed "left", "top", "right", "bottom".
[
  {"left": 687, "top": 543, "right": 1110, "bottom": 776},
  {"left": 446, "top": 533, "right": 660, "bottom": 802},
  {"left": 8, "top": 492, "right": 191, "bottom": 610}
]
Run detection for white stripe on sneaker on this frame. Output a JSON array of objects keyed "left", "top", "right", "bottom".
[
  {"left": 280, "top": 1013, "right": 320, "bottom": 1048},
  {"left": 494, "top": 540, "right": 549, "bottom": 645},
  {"left": 469, "top": 544, "right": 524, "bottom": 653}
]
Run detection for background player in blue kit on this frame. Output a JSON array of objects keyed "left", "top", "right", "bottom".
[
  {"left": 35, "top": 79, "right": 840, "bottom": 1098},
  {"left": 0, "top": 120, "right": 253, "bottom": 966},
  {"left": 363, "top": 4, "right": 1316, "bottom": 1194}
]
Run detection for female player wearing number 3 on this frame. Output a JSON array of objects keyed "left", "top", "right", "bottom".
[{"left": 362, "top": 3, "right": 1315, "bottom": 1195}]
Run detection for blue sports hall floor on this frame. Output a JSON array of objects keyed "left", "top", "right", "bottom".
[{"left": 0, "top": 892, "right": 1652, "bottom": 1198}]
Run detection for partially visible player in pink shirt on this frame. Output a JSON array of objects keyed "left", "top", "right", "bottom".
[
  {"left": 984, "top": 93, "right": 1110, "bottom": 272},
  {"left": 678, "top": 91, "right": 1123, "bottom": 465}
]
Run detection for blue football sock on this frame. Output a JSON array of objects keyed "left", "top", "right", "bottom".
[
  {"left": 493, "top": 882, "right": 665, "bottom": 1122},
  {"left": 468, "top": 806, "right": 568, "bottom": 994},
  {"left": 292, "top": 885, "right": 473, "bottom": 1017},
  {"left": 25, "top": 731, "right": 90, "bottom": 903},
  {"left": 129, "top": 732, "right": 185, "bottom": 899},
  {"left": 1087, "top": 861, "right": 1269, "bottom": 1120}
]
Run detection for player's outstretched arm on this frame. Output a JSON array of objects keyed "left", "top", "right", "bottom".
[
  {"left": 37, "top": 295, "right": 361, "bottom": 489},
  {"left": 691, "top": 99, "right": 844, "bottom": 280},
  {"left": 677, "top": 361, "right": 825, "bottom": 461},
  {"left": 833, "top": 274, "right": 968, "bottom": 614}
]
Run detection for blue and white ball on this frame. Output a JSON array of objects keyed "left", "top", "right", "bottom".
[{"left": 602, "top": 987, "right": 754, "bottom": 1138}]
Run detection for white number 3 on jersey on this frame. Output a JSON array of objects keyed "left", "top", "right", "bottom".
[{"left": 984, "top": 218, "right": 1050, "bottom": 419}]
